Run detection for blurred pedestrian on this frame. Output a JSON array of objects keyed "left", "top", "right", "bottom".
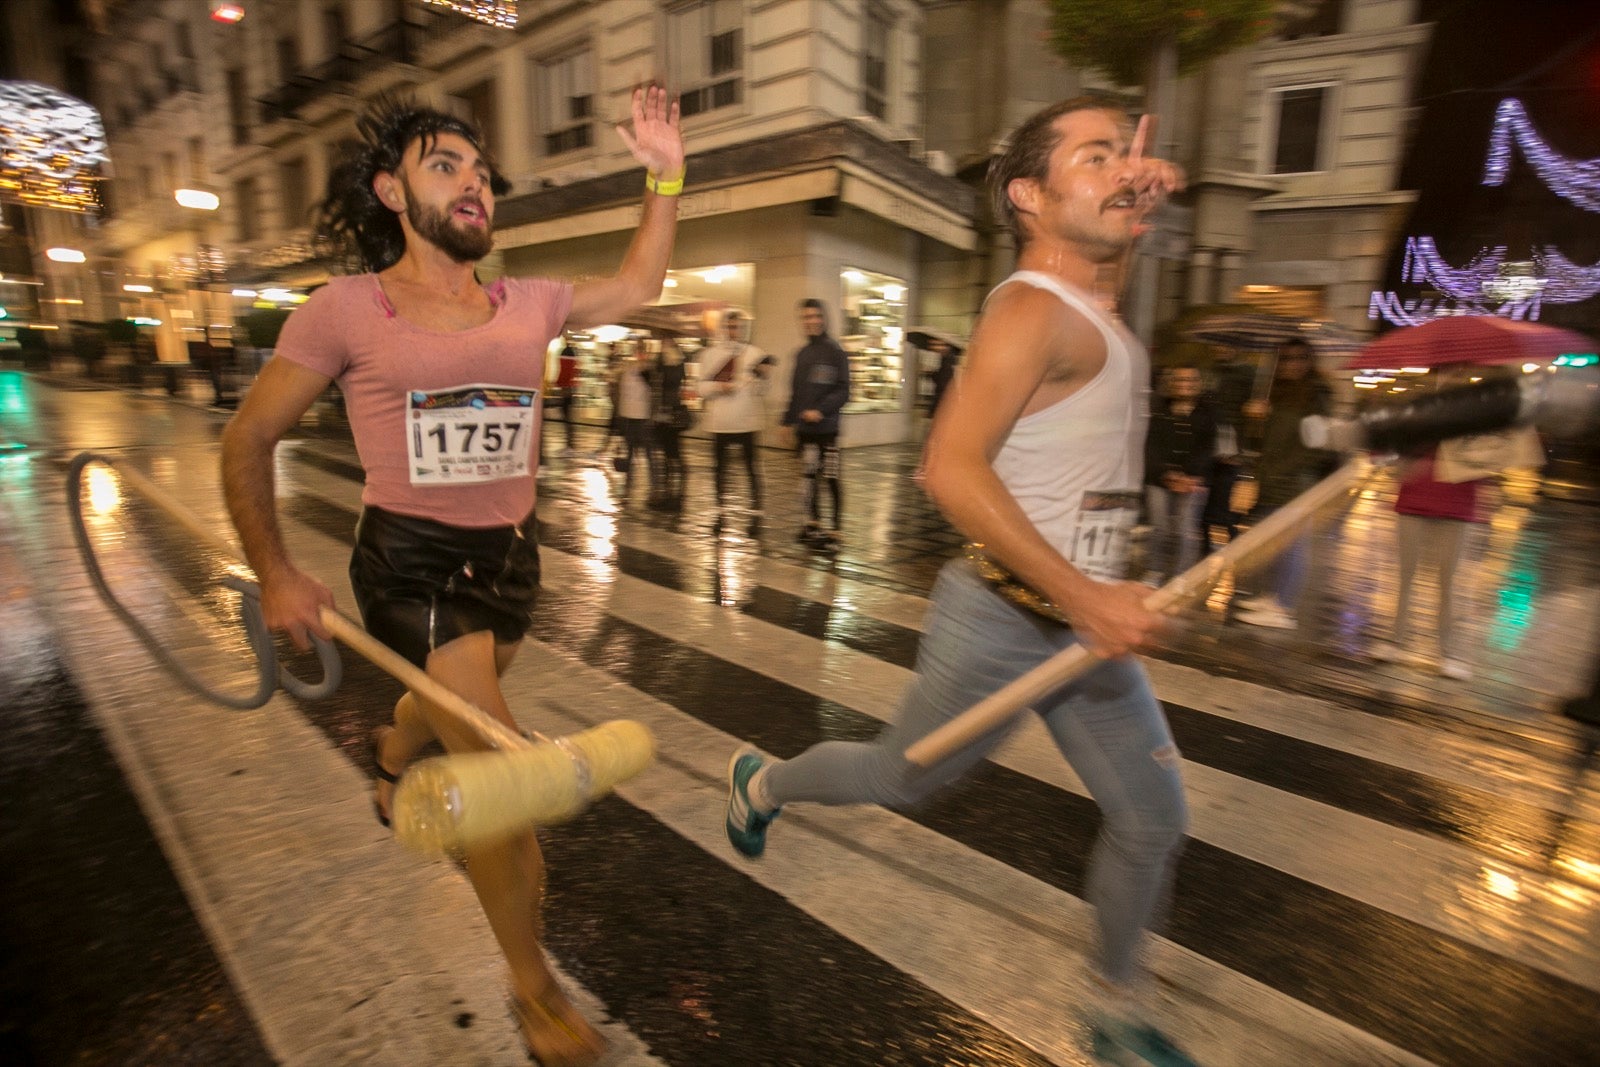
[
  {"left": 1200, "top": 346, "right": 1254, "bottom": 550},
  {"left": 784, "top": 298, "right": 851, "bottom": 550},
  {"left": 695, "top": 309, "right": 772, "bottom": 522},
  {"left": 648, "top": 338, "right": 691, "bottom": 510},
  {"left": 925, "top": 335, "right": 962, "bottom": 418},
  {"left": 1143, "top": 364, "right": 1216, "bottom": 585},
  {"left": 1371, "top": 365, "right": 1518, "bottom": 680},
  {"left": 594, "top": 346, "right": 623, "bottom": 461},
  {"left": 547, "top": 342, "right": 580, "bottom": 455},
  {"left": 614, "top": 344, "right": 654, "bottom": 498},
  {"left": 1235, "top": 339, "right": 1335, "bottom": 630}
]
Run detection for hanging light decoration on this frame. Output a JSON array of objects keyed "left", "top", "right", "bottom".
[
  {"left": 421, "top": 0, "right": 518, "bottom": 29},
  {"left": 1483, "top": 97, "right": 1600, "bottom": 213},
  {"left": 0, "top": 81, "right": 107, "bottom": 214},
  {"left": 1370, "top": 98, "right": 1600, "bottom": 327}
]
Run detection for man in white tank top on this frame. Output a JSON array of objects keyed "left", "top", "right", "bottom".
[{"left": 725, "top": 98, "right": 1198, "bottom": 1065}]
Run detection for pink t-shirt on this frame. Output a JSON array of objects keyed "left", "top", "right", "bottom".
[{"left": 275, "top": 273, "right": 573, "bottom": 527}]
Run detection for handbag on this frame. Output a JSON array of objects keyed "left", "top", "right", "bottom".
[
  {"left": 672, "top": 405, "right": 694, "bottom": 431},
  {"left": 612, "top": 454, "right": 630, "bottom": 474},
  {"left": 1435, "top": 425, "right": 1544, "bottom": 482}
]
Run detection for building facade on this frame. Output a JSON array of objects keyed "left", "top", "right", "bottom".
[
  {"left": 922, "top": 0, "right": 1431, "bottom": 343},
  {"left": 61, "top": 0, "right": 1430, "bottom": 434},
  {"left": 74, "top": 0, "right": 976, "bottom": 444}
]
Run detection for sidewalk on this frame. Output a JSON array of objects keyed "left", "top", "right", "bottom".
[
  {"left": 538, "top": 422, "right": 1600, "bottom": 753},
  {"left": 24, "top": 362, "right": 1600, "bottom": 753}
]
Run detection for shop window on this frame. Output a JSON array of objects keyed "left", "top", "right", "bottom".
[
  {"left": 861, "top": 3, "right": 891, "bottom": 121},
  {"left": 840, "top": 267, "right": 907, "bottom": 412},
  {"left": 536, "top": 48, "right": 595, "bottom": 157},
  {"left": 1268, "top": 85, "right": 1328, "bottom": 174},
  {"left": 669, "top": 0, "right": 743, "bottom": 119}
]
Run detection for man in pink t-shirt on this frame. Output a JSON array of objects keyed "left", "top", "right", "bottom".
[{"left": 220, "top": 89, "right": 683, "bottom": 1065}]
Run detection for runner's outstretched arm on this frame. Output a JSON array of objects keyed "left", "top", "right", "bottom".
[{"left": 569, "top": 85, "right": 684, "bottom": 328}]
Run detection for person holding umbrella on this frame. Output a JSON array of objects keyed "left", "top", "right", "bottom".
[
  {"left": 1369, "top": 363, "right": 1515, "bottom": 679},
  {"left": 1343, "top": 316, "right": 1592, "bottom": 677},
  {"left": 1235, "top": 338, "right": 1336, "bottom": 630},
  {"left": 909, "top": 327, "right": 964, "bottom": 418}
]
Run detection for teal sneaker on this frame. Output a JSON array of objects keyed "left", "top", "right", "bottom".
[
  {"left": 1091, "top": 1015, "right": 1199, "bottom": 1067},
  {"left": 725, "top": 745, "right": 779, "bottom": 857}
]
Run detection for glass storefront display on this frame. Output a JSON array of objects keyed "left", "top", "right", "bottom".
[
  {"left": 840, "top": 267, "right": 907, "bottom": 411},
  {"left": 561, "top": 264, "right": 752, "bottom": 424}
]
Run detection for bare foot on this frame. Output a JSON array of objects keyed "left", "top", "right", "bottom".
[{"left": 511, "top": 986, "right": 607, "bottom": 1066}]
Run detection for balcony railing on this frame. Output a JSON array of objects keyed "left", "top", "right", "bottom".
[
  {"left": 255, "top": 21, "right": 428, "bottom": 125},
  {"left": 361, "top": 19, "right": 428, "bottom": 66}
]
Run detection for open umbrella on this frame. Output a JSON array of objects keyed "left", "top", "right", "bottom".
[
  {"left": 1183, "top": 313, "right": 1363, "bottom": 356},
  {"left": 906, "top": 326, "right": 965, "bottom": 353},
  {"left": 1345, "top": 316, "right": 1596, "bottom": 370}
]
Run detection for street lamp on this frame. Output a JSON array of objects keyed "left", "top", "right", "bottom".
[{"left": 175, "top": 189, "right": 220, "bottom": 211}]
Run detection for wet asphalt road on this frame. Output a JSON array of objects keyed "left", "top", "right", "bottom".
[{"left": 2, "top": 369, "right": 1598, "bottom": 1065}]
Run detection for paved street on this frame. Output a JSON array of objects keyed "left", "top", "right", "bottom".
[{"left": 2, "top": 369, "right": 1598, "bottom": 1065}]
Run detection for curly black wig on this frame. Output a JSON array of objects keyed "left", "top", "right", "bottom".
[{"left": 315, "top": 93, "right": 511, "bottom": 273}]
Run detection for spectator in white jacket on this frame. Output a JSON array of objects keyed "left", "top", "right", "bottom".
[{"left": 695, "top": 309, "right": 773, "bottom": 518}]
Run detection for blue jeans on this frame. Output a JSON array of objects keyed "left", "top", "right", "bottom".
[
  {"left": 1143, "top": 485, "right": 1205, "bottom": 583},
  {"left": 763, "top": 561, "right": 1188, "bottom": 984}
]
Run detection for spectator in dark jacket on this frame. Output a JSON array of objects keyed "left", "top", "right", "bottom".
[
  {"left": 1143, "top": 364, "right": 1217, "bottom": 584},
  {"left": 1235, "top": 339, "right": 1335, "bottom": 630},
  {"left": 1200, "top": 346, "right": 1256, "bottom": 547},
  {"left": 647, "top": 340, "right": 690, "bottom": 511},
  {"left": 784, "top": 298, "right": 852, "bottom": 549},
  {"left": 925, "top": 336, "right": 961, "bottom": 417}
]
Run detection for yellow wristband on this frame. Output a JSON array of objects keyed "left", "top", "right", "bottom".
[{"left": 646, "top": 169, "right": 685, "bottom": 196}]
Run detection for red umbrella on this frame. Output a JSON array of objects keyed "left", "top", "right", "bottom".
[{"left": 1346, "top": 316, "right": 1596, "bottom": 370}]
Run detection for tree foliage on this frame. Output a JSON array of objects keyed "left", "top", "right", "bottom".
[{"left": 1045, "top": 0, "right": 1276, "bottom": 88}]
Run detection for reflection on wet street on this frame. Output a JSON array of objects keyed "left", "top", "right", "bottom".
[{"left": 2, "top": 373, "right": 1598, "bottom": 1065}]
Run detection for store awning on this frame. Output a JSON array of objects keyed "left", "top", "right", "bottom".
[{"left": 494, "top": 120, "right": 978, "bottom": 253}]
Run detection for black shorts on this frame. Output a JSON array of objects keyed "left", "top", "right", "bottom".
[{"left": 349, "top": 506, "right": 541, "bottom": 669}]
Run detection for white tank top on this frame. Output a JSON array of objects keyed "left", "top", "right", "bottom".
[{"left": 988, "top": 270, "right": 1149, "bottom": 582}]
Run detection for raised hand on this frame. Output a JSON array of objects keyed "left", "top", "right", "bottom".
[
  {"left": 615, "top": 84, "right": 684, "bottom": 178},
  {"left": 1125, "top": 114, "right": 1184, "bottom": 239},
  {"left": 1127, "top": 113, "right": 1185, "bottom": 210}
]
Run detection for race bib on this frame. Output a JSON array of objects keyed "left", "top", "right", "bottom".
[
  {"left": 408, "top": 383, "right": 537, "bottom": 485},
  {"left": 1070, "top": 489, "right": 1140, "bottom": 582}
]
